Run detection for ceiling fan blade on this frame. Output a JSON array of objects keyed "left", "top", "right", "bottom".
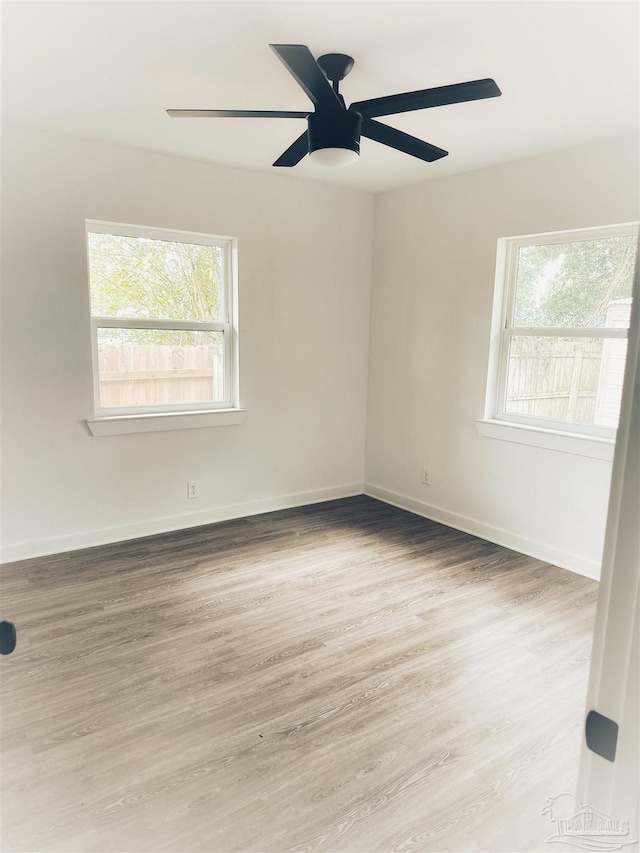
[
  {"left": 167, "top": 109, "right": 309, "bottom": 119},
  {"left": 273, "top": 131, "right": 310, "bottom": 167},
  {"left": 352, "top": 78, "right": 501, "bottom": 119},
  {"left": 361, "top": 118, "right": 448, "bottom": 162},
  {"left": 269, "top": 44, "right": 343, "bottom": 112}
]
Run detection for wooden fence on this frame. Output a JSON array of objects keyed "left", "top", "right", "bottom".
[
  {"left": 507, "top": 301, "right": 630, "bottom": 426},
  {"left": 506, "top": 341, "right": 602, "bottom": 423},
  {"left": 98, "top": 335, "right": 625, "bottom": 425},
  {"left": 99, "top": 344, "right": 223, "bottom": 407}
]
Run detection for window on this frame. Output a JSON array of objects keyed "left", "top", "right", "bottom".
[
  {"left": 485, "top": 223, "right": 637, "bottom": 441},
  {"left": 86, "top": 221, "right": 238, "bottom": 420}
]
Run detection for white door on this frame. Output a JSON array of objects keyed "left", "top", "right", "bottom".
[{"left": 576, "top": 257, "right": 639, "bottom": 850}]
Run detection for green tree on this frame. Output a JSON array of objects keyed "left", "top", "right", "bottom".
[
  {"left": 88, "top": 233, "right": 223, "bottom": 344},
  {"left": 514, "top": 235, "right": 637, "bottom": 327}
]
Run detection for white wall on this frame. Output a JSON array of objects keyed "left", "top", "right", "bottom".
[
  {"left": 0, "top": 124, "right": 374, "bottom": 560},
  {"left": 365, "top": 135, "right": 640, "bottom": 579},
  {"left": 2, "top": 126, "right": 637, "bottom": 576}
]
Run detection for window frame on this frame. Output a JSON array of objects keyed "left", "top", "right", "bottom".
[
  {"left": 485, "top": 222, "right": 638, "bottom": 441},
  {"left": 86, "top": 220, "right": 239, "bottom": 419}
]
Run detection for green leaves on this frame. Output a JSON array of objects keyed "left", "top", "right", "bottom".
[
  {"left": 88, "top": 233, "right": 223, "bottom": 344},
  {"left": 513, "top": 235, "right": 637, "bottom": 328}
]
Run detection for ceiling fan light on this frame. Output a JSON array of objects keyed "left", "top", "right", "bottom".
[
  {"left": 307, "top": 110, "right": 361, "bottom": 167},
  {"left": 309, "top": 147, "right": 359, "bottom": 167}
]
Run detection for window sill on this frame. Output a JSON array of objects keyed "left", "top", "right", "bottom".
[
  {"left": 87, "top": 408, "right": 246, "bottom": 436},
  {"left": 475, "top": 418, "right": 615, "bottom": 461}
]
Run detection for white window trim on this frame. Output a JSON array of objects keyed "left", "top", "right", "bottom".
[
  {"left": 85, "top": 220, "right": 241, "bottom": 432},
  {"left": 481, "top": 222, "right": 638, "bottom": 455},
  {"left": 86, "top": 408, "right": 246, "bottom": 437},
  {"left": 475, "top": 418, "right": 615, "bottom": 461}
]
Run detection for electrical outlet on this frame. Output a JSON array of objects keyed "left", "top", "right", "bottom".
[
  {"left": 421, "top": 467, "right": 432, "bottom": 486},
  {"left": 187, "top": 480, "right": 200, "bottom": 499}
]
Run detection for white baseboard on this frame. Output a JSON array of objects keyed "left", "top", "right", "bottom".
[
  {"left": 1, "top": 483, "right": 364, "bottom": 563},
  {"left": 364, "top": 483, "right": 601, "bottom": 582},
  {"left": 3, "top": 482, "right": 602, "bottom": 582}
]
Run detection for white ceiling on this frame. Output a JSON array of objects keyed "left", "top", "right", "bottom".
[{"left": 2, "top": 1, "right": 638, "bottom": 193}]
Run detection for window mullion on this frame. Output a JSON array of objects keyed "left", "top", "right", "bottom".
[
  {"left": 92, "top": 317, "right": 227, "bottom": 333},
  {"left": 505, "top": 327, "right": 628, "bottom": 339}
]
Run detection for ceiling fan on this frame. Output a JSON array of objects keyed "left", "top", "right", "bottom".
[{"left": 168, "top": 44, "right": 501, "bottom": 168}]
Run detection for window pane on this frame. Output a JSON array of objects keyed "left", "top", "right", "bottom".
[
  {"left": 97, "top": 328, "right": 225, "bottom": 408},
  {"left": 505, "top": 336, "right": 628, "bottom": 428},
  {"left": 513, "top": 236, "right": 636, "bottom": 328},
  {"left": 88, "top": 233, "right": 224, "bottom": 321}
]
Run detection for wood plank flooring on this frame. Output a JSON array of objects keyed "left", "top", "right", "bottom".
[{"left": 0, "top": 496, "right": 598, "bottom": 852}]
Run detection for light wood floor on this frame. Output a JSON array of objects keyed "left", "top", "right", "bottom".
[{"left": 1, "top": 496, "right": 598, "bottom": 852}]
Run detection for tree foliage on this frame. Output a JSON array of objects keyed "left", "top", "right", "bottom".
[
  {"left": 514, "top": 235, "right": 637, "bottom": 328},
  {"left": 88, "top": 233, "right": 223, "bottom": 344}
]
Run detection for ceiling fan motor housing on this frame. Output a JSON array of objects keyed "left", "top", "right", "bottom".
[{"left": 308, "top": 109, "right": 362, "bottom": 156}]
